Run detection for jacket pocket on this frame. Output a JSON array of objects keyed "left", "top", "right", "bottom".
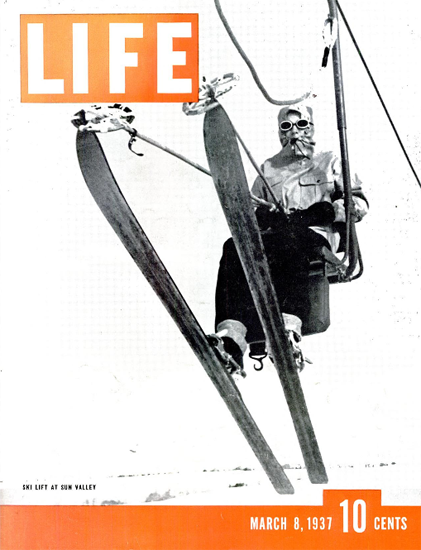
[{"left": 298, "top": 175, "right": 332, "bottom": 208}]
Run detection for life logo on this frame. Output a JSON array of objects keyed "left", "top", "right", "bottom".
[{"left": 20, "top": 14, "right": 199, "bottom": 103}]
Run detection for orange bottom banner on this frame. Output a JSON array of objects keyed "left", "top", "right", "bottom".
[{"left": 1, "top": 490, "right": 420, "bottom": 550}]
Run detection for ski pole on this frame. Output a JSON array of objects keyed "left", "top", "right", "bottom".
[{"left": 127, "top": 129, "right": 212, "bottom": 177}]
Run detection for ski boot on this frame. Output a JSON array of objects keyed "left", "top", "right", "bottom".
[
  {"left": 208, "top": 319, "right": 248, "bottom": 377},
  {"left": 283, "top": 313, "right": 312, "bottom": 372}
]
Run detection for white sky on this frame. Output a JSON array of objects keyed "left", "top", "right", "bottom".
[{"left": 0, "top": 0, "right": 420, "bottom": 505}]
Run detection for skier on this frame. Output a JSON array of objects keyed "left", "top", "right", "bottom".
[{"left": 214, "top": 104, "right": 369, "bottom": 370}]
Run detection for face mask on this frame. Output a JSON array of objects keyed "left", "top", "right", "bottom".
[{"left": 278, "top": 107, "right": 316, "bottom": 158}]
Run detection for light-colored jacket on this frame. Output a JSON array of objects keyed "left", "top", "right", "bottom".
[{"left": 251, "top": 150, "right": 369, "bottom": 252}]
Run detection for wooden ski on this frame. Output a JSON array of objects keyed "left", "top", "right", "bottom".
[
  {"left": 76, "top": 129, "right": 294, "bottom": 494},
  {"left": 204, "top": 103, "right": 328, "bottom": 484}
]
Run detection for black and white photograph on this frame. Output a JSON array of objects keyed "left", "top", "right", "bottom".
[{"left": 0, "top": 0, "right": 420, "bottom": 544}]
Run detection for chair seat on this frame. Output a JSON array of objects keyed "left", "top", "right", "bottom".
[{"left": 309, "top": 246, "right": 345, "bottom": 283}]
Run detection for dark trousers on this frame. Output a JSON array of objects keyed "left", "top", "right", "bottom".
[{"left": 215, "top": 227, "right": 331, "bottom": 341}]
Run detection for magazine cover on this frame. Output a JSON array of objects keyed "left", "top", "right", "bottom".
[{"left": 1, "top": 0, "right": 420, "bottom": 548}]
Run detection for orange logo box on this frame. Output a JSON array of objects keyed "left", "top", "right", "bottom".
[{"left": 20, "top": 14, "right": 198, "bottom": 103}]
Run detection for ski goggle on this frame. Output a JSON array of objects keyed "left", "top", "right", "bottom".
[{"left": 279, "top": 119, "right": 313, "bottom": 132}]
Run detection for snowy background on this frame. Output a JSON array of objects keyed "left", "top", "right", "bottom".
[{"left": 0, "top": 0, "right": 420, "bottom": 505}]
